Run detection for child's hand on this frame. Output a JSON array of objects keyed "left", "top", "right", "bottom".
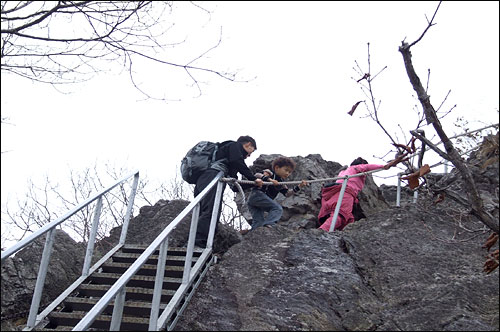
[
  {"left": 299, "top": 180, "right": 308, "bottom": 188},
  {"left": 270, "top": 179, "right": 279, "bottom": 185}
]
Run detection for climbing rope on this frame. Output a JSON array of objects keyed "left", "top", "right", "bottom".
[{"left": 220, "top": 166, "right": 389, "bottom": 187}]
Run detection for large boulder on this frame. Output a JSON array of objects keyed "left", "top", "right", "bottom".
[
  {"left": 176, "top": 189, "right": 499, "bottom": 331},
  {"left": 235, "top": 154, "right": 389, "bottom": 229},
  {"left": 2, "top": 146, "right": 498, "bottom": 331},
  {"left": 98, "top": 198, "right": 242, "bottom": 255},
  {"left": 1, "top": 230, "right": 85, "bottom": 330}
]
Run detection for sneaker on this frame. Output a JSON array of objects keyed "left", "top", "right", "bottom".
[
  {"left": 240, "top": 229, "right": 250, "bottom": 235},
  {"left": 264, "top": 225, "right": 273, "bottom": 229}
]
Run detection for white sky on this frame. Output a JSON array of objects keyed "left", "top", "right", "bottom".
[{"left": 1, "top": 1, "right": 499, "bottom": 228}]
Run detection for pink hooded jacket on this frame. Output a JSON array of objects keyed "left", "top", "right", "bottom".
[
  {"left": 318, "top": 163, "right": 384, "bottom": 231},
  {"left": 335, "top": 164, "right": 384, "bottom": 196}
]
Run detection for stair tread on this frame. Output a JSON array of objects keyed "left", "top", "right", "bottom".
[
  {"left": 102, "top": 261, "right": 185, "bottom": 271},
  {"left": 122, "top": 244, "right": 204, "bottom": 253},
  {"left": 64, "top": 296, "right": 168, "bottom": 309},
  {"left": 79, "top": 283, "right": 176, "bottom": 295},
  {"left": 90, "top": 272, "right": 182, "bottom": 283},
  {"left": 113, "top": 252, "right": 198, "bottom": 261},
  {"left": 49, "top": 311, "right": 150, "bottom": 323}
]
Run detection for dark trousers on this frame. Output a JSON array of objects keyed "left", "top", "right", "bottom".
[{"left": 194, "top": 169, "right": 226, "bottom": 247}]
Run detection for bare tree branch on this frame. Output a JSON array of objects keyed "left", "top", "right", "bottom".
[
  {"left": 399, "top": 1, "right": 499, "bottom": 234},
  {"left": 1, "top": 1, "right": 241, "bottom": 100}
]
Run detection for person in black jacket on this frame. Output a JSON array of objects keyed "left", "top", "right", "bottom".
[
  {"left": 194, "top": 135, "right": 263, "bottom": 248},
  {"left": 247, "top": 156, "right": 308, "bottom": 230}
]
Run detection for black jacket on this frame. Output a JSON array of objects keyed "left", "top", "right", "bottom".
[
  {"left": 214, "top": 141, "right": 256, "bottom": 181},
  {"left": 257, "top": 172, "right": 289, "bottom": 200}
]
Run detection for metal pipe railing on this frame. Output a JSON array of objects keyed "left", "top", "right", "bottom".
[
  {"left": 1, "top": 170, "right": 140, "bottom": 330},
  {"left": 73, "top": 171, "right": 225, "bottom": 331},
  {"left": 1, "top": 171, "right": 140, "bottom": 263},
  {"left": 325, "top": 167, "right": 389, "bottom": 232}
]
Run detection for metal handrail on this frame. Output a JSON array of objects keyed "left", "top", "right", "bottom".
[
  {"left": 73, "top": 171, "right": 225, "bottom": 331},
  {"left": 395, "top": 142, "right": 486, "bottom": 207},
  {"left": 1, "top": 170, "right": 140, "bottom": 330},
  {"left": 325, "top": 167, "right": 389, "bottom": 232},
  {"left": 1, "top": 170, "right": 140, "bottom": 262}
]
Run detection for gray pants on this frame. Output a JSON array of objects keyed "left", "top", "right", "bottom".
[{"left": 247, "top": 189, "right": 283, "bottom": 229}]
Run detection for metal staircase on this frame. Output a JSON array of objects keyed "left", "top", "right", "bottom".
[
  {"left": 1, "top": 170, "right": 226, "bottom": 331},
  {"left": 38, "top": 244, "right": 208, "bottom": 331}
]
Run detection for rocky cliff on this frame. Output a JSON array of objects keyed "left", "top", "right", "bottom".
[{"left": 1, "top": 134, "right": 498, "bottom": 331}]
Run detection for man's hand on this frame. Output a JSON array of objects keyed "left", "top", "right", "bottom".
[
  {"left": 254, "top": 178, "right": 263, "bottom": 188},
  {"left": 299, "top": 180, "right": 308, "bottom": 188}
]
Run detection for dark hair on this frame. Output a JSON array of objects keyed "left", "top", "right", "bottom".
[
  {"left": 272, "top": 156, "right": 296, "bottom": 171},
  {"left": 237, "top": 135, "right": 257, "bottom": 149},
  {"left": 350, "top": 157, "right": 368, "bottom": 166}
]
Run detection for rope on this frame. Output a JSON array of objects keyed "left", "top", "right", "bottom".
[
  {"left": 220, "top": 167, "right": 388, "bottom": 187},
  {"left": 224, "top": 177, "right": 247, "bottom": 199}
]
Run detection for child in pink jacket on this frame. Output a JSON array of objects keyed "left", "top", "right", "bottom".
[{"left": 318, "top": 157, "right": 391, "bottom": 231}]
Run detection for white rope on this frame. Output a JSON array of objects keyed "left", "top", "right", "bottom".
[{"left": 220, "top": 166, "right": 388, "bottom": 186}]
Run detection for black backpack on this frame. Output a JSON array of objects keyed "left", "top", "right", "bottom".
[{"left": 180, "top": 141, "right": 219, "bottom": 184}]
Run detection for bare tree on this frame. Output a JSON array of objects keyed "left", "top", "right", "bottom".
[
  {"left": 1, "top": 161, "right": 187, "bottom": 245},
  {"left": 144, "top": 167, "right": 193, "bottom": 203},
  {"left": 349, "top": 2, "right": 499, "bottom": 273},
  {"left": 220, "top": 190, "right": 248, "bottom": 231},
  {"left": 398, "top": 1, "right": 498, "bottom": 235},
  {"left": 1, "top": 1, "right": 242, "bottom": 100}
]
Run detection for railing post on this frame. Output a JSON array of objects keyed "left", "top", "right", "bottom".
[
  {"left": 109, "top": 286, "right": 126, "bottom": 331},
  {"left": 149, "top": 238, "right": 169, "bottom": 331},
  {"left": 413, "top": 190, "right": 418, "bottom": 204},
  {"left": 207, "top": 179, "right": 225, "bottom": 250},
  {"left": 396, "top": 173, "right": 402, "bottom": 207},
  {"left": 26, "top": 228, "right": 56, "bottom": 329},
  {"left": 119, "top": 172, "right": 140, "bottom": 245},
  {"left": 328, "top": 178, "right": 349, "bottom": 232},
  {"left": 82, "top": 196, "right": 103, "bottom": 277},
  {"left": 183, "top": 204, "right": 200, "bottom": 284},
  {"left": 443, "top": 160, "right": 448, "bottom": 174}
]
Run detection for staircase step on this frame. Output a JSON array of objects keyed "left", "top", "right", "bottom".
[
  {"left": 77, "top": 284, "right": 175, "bottom": 302},
  {"left": 100, "top": 261, "right": 185, "bottom": 278},
  {"left": 121, "top": 244, "right": 203, "bottom": 257},
  {"left": 47, "top": 311, "right": 150, "bottom": 331},
  {"left": 62, "top": 296, "right": 167, "bottom": 317},
  {"left": 89, "top": 272, "right": 182, "bottom": 290},
  {"left": 112, "top": 252, "right": 197, "bottom": 266}
]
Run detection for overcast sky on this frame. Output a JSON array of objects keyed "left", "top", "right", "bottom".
[{"left": 1, "top": 1, "right": 499, "bottom": 239}]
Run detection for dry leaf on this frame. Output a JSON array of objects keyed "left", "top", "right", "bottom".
[
  {"left": 356, "top": 73, "right": 370, "bottom": 83},
  {"left": 393, "top": 143, "right": 413, "bottom": 154},
  {"left": 483, "top": 233, "right": 499, "bottom": 251},
  {"left": 419, "top": 164, "right": 431, "bottom": 176},
  {"left": 433, "top": 193, "right": 445, "bottom": 205},
  {"left": 483, "top": 249, "right": 499, "bottom": 274},
  {"left": 348, "top": 101, "right": 363, "bottom": 116}
]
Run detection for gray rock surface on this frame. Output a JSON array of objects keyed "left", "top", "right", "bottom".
[
  {"left": 1, "top": 230, "right": 85, "bottom": 330},
  {"left": 1, "top": 143, "right": 498, "bottom": 331}
]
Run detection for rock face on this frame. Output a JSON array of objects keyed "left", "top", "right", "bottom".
[
  {"left": 235, "top": 154, "right": 389, "bottom": 229},
  {"left": 175, "top": 147, "right": 499, "bottom": 331},
  {"left": 175, "top": 206, "right": 499, "bottom": 331},
  {"left": 1, "top": 145, "right": 499, "bottom": 331},
  {"left": 1, "top": 230, "right": 86, "bottom": 330}
]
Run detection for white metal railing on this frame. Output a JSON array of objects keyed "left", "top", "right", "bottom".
[
  {"left": 325, "top": 168, "right": 389, "bottom": 232},
  {"left": 73, "top": 171, "right": 225, "bottom": 331},
  {"left": 393, "top": 123, "right": 498, "bottom": 207},
  {"left": 1, "top": 170, "right": 140, "bottom": 330},
  {"left": 394, "top": 142, "right": 491, "bottom": 207}
]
